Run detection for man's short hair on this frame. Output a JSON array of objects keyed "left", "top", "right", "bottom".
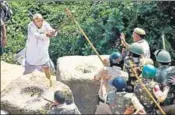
[
  {"left": 54, "top": 90, "right": 66, "bottom": 104},
  {"left": 32, "top": 13, "right": 43, "bottom": 20}
]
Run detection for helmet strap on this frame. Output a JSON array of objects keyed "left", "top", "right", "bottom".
[{"left": 155, "top": 49, "right": 163, "bottom": 57}]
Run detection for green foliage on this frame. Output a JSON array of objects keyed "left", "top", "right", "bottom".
[{"left": 1, "top": 1, "right": 175, "bottom": 65}]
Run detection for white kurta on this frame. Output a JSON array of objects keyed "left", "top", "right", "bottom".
[{"left": 25, "top": 21, "right": 55, "bottom": 66}]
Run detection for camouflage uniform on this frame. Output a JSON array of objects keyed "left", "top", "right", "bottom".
[
  {"left": 48, "top": 103, "right": 81, "bottom": 114},
  {"left": 154, "top": 49, "right": 175, "bottom": 114},
  {"left": 134, "top": 78, "right": 158, "bottom": 114},
  {"left": 106, "top": 91, "right": 144, "bottom": 114},
  {"left": 155, "top": 66, "right": 175, "bottom": 106},
  {"left": 123, "top": 56, "right": 141, "bottom": 92}
]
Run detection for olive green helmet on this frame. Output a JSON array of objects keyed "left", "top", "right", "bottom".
[
  {"left": 128, "top": 43, "right": 144, "bottom": 55},
  {"left": 154, "top": 49, "right": 171, "bottom": 63}
]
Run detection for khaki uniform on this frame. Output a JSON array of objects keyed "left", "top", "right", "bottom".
[
  {"left": 137, "top": 39, "right": 150, "bottom": 58},
  {"left": 122, "top": 39, "right": 150, "bottom": 60},
  {"left": 155, "top": 66, "right": 175, "bottom": 108}
]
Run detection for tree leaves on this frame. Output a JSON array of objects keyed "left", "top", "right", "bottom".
[{"left": 2, "top": 1, "right": 175, "bottom": 64}]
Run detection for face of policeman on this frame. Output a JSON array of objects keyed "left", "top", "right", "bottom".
[{"left": 132, "top": 32, "right": 141, "bottom": 42}]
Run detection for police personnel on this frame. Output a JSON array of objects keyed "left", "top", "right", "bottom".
[
  {"left": 121, "top": 27, "right": 150, "bottom": 58},
  {"left": 123, "top": 42, "right": 144, "bottom": 92},
  {"left": 154, "top": 49, "right": 175, "bottom": 114}
]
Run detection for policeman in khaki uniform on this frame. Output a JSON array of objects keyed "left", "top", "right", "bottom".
[
  {"left": 121, "top": 27, "right": 150, "bottom": 58},
  {"left": 154, "top": 49, "right": 175, "bottom": 114},
  {"left": 104, "top": 77, "right": 146, "bottom": 114},
  {"left": 103, "top": 28, "right": 151, "bottom": 68}
]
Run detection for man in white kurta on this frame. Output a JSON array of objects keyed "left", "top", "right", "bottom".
[{"left": 24, "top": 13, "right": 57, "bottom": 86}]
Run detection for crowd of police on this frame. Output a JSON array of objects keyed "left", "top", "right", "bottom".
[{"left": 94, "top": 27, "right": 175, "bottom": 114}]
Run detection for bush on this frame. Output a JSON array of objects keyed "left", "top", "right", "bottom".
[{"left": 2, "top": 1, "right": 175, "bottom": 66}]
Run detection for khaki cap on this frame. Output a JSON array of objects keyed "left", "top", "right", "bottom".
[{"left": 134, "top": 27, "right": 146, "bottom": 35}]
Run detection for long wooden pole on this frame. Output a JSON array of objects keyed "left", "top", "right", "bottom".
[
  {"left": 129, "top": 61, "right": 166, "bottom": 115},
  {"left": 162, "top": 32, "right": 166, "bottom": 50},
  {"left": 64, "top": 8, "right": 104, "bottom": 66}
]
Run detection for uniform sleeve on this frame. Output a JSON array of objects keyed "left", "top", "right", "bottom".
[
  {"left": 28, "top": 23, "right": 47, "bottom": 40},
  {"left": 162, "top": 86, "right": 170, "bottom": 98},
  {"left": 143, "top": 49, "right": 150, "bottom": 58}
]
